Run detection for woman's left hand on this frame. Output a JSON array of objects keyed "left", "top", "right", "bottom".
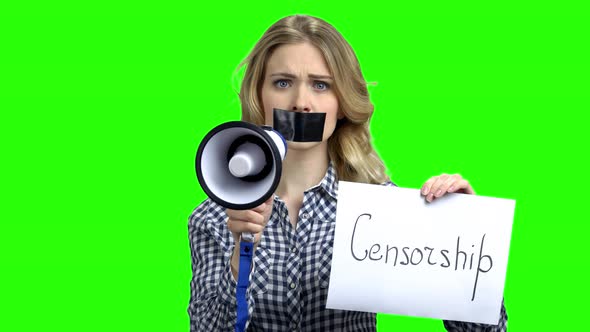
[{"left": 421, "top": 173, "right": 475, "bottom": 203}]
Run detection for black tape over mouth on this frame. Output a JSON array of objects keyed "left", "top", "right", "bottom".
[{"left": 272, "top": 108, "right": 326, "bottom": 142}]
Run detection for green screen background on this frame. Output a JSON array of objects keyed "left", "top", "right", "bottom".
[{"left": 1, "top": 1, "right": 588, "bottom": 331}]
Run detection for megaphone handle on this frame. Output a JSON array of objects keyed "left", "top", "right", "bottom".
[
  {"left": 235, "top": 239, "right": 254, "bottom": 332},
  {"left": 241, "top": 232, "right": 255, "bottom": 243},
  {"left": 235, "top": 232, "right": 256, "bottom": 331}
]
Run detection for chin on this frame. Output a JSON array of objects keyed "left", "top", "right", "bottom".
[{"left": 286, "top": 140, "right": 325, "bottom": 151}]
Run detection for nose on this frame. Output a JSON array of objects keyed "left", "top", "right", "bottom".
[{"left": 291, "top": 84, "right": 311, "bottom": 112}]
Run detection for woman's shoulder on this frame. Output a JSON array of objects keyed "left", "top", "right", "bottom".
[
  {"left": 188, "top": 199, "right": 233, "bottom": 250},
  {"left": 188, "top": 198, "right": 228, "bottom": 229},
  {"left": 381, "top": 179, "right": 398, "bottom": 187}
]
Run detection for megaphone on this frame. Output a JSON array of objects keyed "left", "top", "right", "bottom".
[{"left": 195, "top": 121, "right": 287, "bottom": 210}]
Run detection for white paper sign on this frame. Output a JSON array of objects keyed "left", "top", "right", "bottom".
[{"left": 326, "top": 181, "right": 515, "bottom": 324}]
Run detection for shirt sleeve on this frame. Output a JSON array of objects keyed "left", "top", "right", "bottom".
[
  {"left": 443, "top": 299, "right": 508, "bottom": 331},
  {"left": 187, "top": 199, "right": 241, "bottom": 332}
]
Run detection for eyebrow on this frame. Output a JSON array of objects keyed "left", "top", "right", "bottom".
[{"left": 270, "top": 72, "right": 333, "bottom": 80}]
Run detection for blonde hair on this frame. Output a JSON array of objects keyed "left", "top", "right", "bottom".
[{"left": 238, "top": 15, "right": 389, "bottom": 184}]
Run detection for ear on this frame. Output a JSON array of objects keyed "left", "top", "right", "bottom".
[{"left": 337, "top": 109, "right": 345, "bottom": 120}]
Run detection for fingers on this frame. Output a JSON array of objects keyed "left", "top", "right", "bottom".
[
  {"left": 421, "top": 174, "right": 475, "bottom": 203},
  {"left": 251, "top": 196, "right": 273, "bottom": 213},
  {"left": 448, "top": 179, "right": 475, "bottom": 194},
  {"left": 434, "top": 174, "right": 458, "bottom": 197},
  {"left": 227, "top": 217, "right": 265, "bottom": 235},
  {"left": 226, "top": 197, "right": 274, "bottom": 239},
  {"left": 227, "top": 209, "right": 265, "bottom": 226},
  {"left": 421, "top": 173, "right": 449, "bottom": 202}
]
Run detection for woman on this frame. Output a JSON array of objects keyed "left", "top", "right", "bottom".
[{"left": 189, "top": 15, "right": 507, "bottom": 331}]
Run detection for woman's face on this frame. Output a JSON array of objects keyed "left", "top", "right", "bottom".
[{"left": 260, "top": 42, "right": 342, "bottom": 149}]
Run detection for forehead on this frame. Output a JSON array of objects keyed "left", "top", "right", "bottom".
[{"left": 265, "top": 42, "right": 331, "bottom": 75}]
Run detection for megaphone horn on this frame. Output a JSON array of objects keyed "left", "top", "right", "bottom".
[{"left": 195, "top": 121, "right": 287, "bottom": 210}]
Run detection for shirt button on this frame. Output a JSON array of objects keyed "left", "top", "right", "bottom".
[
  {"left": 291, "top": 247, "right": 297, "bottom": 253},
  {"left": 290, "top": 283, "right": 297, "bottom": 289},
  {"left": 302, "top": 213, "right": 309, "bottom": 219}
]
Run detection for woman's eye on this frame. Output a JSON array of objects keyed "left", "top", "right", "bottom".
[
  {"left": 314, "top": 81, "right": 330, "bottom": 90},
  {"left": 274, "top": 80, "right": 290, "bottom": 88}
]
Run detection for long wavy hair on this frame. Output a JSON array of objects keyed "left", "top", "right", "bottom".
[{"left": 238, "top": 15, "right": 389, "bottom": 184}]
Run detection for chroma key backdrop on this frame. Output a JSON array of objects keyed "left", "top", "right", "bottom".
[{"left": 1, "top": 1, "right": 588, "bottom": 331}]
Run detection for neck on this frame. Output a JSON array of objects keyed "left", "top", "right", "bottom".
[{"left": 276, "top": 141, "right": 329, "bottom": 200}]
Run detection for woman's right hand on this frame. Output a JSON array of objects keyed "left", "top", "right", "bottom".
[{"left": 226, "top": 196, "right": 274, "bottom": 244}]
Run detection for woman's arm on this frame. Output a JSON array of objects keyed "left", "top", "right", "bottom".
[
  {"left": 443, "top": 299, "right": 508, "bottom": 331},
  {"left": 187, "top": 200, "right": 241, "bottom": 332}
]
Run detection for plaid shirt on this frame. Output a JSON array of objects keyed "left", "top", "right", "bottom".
[{"left": 188, "top": 163, "right": 508, "bottom": 331}]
